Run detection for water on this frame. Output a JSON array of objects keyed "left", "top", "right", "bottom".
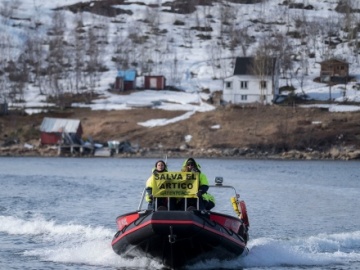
[{"left": 0, "top": 157, "right": 359, "bottom": 270}]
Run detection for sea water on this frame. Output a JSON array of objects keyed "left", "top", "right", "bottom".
[{"left": 0, "top": 157, "right": 359, "bottom": 270}]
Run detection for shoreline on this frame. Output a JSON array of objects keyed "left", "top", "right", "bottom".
[{"left": 1, "top": 144, "right": 360, "bottom": 160}]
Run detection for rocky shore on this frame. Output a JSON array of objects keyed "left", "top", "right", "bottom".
[
  {"left": 2, "top": 106, "right": 360, "bottom": 161},
  {"left": 2, "top": 142, "right": 360, "bottom": 160}
]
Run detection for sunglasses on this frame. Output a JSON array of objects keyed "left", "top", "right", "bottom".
[{"left": 187, "top": 163, "right": 195, "bottom": 166}]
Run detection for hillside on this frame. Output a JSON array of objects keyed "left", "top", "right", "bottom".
[
  {"left": 2, "top": 0, "right": 360, "bottom": 159},
  {"left": 1, "top": 104, "right": 360, "bottom": 159},
  {"left": 2, "top": 0, "right": 360, "bottom": 109}
]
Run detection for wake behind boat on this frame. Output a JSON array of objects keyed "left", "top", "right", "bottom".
[{"left": 111, "top": 172, "right": 249, "bottom": 269}]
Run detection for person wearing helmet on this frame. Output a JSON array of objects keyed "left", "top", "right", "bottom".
[
  {"left": 145, "top": 160, "right": 168, "bottom": 210},
  {"left": 179, "top": 157, "right": 214, "bottom": 211}
]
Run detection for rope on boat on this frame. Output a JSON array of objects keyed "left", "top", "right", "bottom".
[
  {"left": 200, "top": 214, "right": 217, "bottom": 228},
  {"left": 129, "top": 211, "right": 152, "bottom": 231},
  {"left": 198, "top": 212, "right": 240, "bottom": 238}
]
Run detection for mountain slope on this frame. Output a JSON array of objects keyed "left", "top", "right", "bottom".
[
  {"left": 2, "top": 0, "right": 360, "bottom": 104},
  {"left": 1, "top": 0, "right": 360, "bottom": 159}
]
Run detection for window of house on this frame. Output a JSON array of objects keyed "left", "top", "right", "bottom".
[
  {"left": 260, "top": 80, "right": 267, "bottom": 89},
  {"left": 225, "top": 81, "right": 232, "bottom": 88},
  {"left": 240, "top": 81, "right": 248, "bottom": 89},
  {"left": 241, "top": 95, "right": 247, "bottom": 100}
]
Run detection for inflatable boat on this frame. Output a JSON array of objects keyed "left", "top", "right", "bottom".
[{"left": 111, "top": 173, "right": 249, "bottom": 269}]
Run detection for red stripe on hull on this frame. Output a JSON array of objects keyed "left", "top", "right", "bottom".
[{"left": 112, "top": 218, "right": 246, "bottom": 247}]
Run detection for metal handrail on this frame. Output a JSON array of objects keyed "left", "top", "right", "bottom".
[{"left": 138, "top": 177, "right": 239, "bottom": 211}]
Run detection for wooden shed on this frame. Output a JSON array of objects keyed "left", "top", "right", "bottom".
[
  {"left": 114, "top": 69, "right": 137, "bottom": 91},
  {"left": 114, "top": 76, "right": 124, "bottom": 91},
  {"left": 40, "top": 117, "right": 83, "bottom": 145},
  {"left": 144, "top": 75, "right": 166, "bottom": 90},
  {"left": 320, "top": 59, "right": 349, "bottom": 83}
]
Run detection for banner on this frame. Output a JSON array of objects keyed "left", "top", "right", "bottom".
[{"left": 151, "top": 171, "right": 199, "bottom": 198}]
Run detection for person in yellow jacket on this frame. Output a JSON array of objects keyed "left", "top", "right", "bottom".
[
  {"left": 145, "top": 160, "right": 168, "bottom": 210},
  {"left": 202, "top": 192, "right": 215, "bottom": 211},
  {"left": 179, "top": 158, "right": 215, "bottom": 211}
]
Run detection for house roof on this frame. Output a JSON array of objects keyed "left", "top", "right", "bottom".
[
  {"left": 117, "top": 69, "right": 137, "bottom": 81},
  {"left": 40, "top": 117, "right": 81, "bottom": 133},
  {"left": 234, "top": 57, "right": 276, "bottom": 76},
  {"left": 320, "top": 58, "right": 348, "bottom": 65}
]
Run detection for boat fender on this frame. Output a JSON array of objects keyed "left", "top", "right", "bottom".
[
  {"left": 239, "top": 200, "right": 249, "bottom": 227},
  {"left": 230, "top": 197, "right": 241, "bottom": 217}
]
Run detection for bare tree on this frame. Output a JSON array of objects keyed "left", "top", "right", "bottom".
[
  {"left": 219, "top": 3, "right": 236, "bottom": 39},
  {"left": 23, "top": 31, "right": 46, "bottom": 95},
  {"left": 181, "top": 21, "right": 193, "bottom": 48},
  {"left": 10, "top": 53, "right": 29, "bottom": 102},
  {"left": 85, "top": 27, "right": 100, "bottom": 91},
  {"left": 0, "top": 0, "right": 21, "bottom": 25},
  {"left": 143, "top": 4, "right": 169, "bottom": 75},
  {"left": 70, "top": 12, "right": 86, "bottom": 93},
  {"left": 112, "top": 25, "right": 131, "bottom": 70},
  {"left": 46, "top": 9, "right": 67, "bottom": 104},
  {"left": 231, "top": 26, "right": 252, "bottom": 57},
  {"left": 306, "top": 19, "right": 322, "bottom": 63},
  {"left": 207, "top": 40, "right": 225, "bottom": 79},
  {"left": 256, "top": 33, "right": 293, "bottom": 86},
  {"left": 166, "top": 45, "right": 181, "bottom": 86},
  {"left": 337, "top": 0, "right": 359, "bottom": 41},
  {"left": 0, "top": 30, "right": 18, "bottom": 103},
  {"left": 0, "top": 33, "right": 10, "bottom": 100},
  {"left": 318, "top": 15, "right": 342, "bottom": 60},
  {"left": 84, "top": 16, "right": 108, "bottom": 92},
  {"left": 351, "top": 13, "right": 360, "bottom": 63},
  {"left": 144, "top": 4, "right": 161, "bottom": 35},
  {"left": 251, "top": 54, "right": 273, "bottom": 105}
]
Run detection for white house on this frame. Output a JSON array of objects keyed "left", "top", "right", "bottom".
[{"left": 223, "top": 57, "right": 279, "bottom": 105}]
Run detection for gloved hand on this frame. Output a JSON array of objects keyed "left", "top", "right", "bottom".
[
  {"left": 153, "top": 170, "right": 158, "bottom": 175},
  {"left": 196, "top": 191, "right": 203, "bottom": 197},
  {"left": 149, "top": 194, "right": 154, "bottom": 200}
]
